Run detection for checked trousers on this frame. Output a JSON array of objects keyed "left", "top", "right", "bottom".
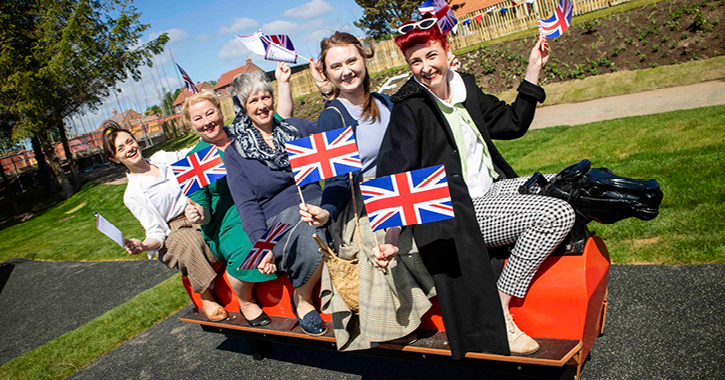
[{"left": 472, "top": 175, "right": 575, "bottom": 298}]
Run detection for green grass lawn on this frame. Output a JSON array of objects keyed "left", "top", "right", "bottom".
[
  {"left": 2, "top": 106, "right": 724, "bottom": 264},
  {"left": 498, "top": 105, "right": 725, "bottom": 264}
]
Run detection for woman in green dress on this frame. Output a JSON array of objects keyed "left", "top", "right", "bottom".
[{"left": 181, "top": 63, "right": 293, "bottom": 326}]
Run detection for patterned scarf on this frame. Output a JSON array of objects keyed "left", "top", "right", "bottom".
[{"left": 227, "top": 95, "right": 301, "bottom": 170}]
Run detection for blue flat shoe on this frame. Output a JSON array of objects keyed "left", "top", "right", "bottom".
[{"left": 291, "top": 297, "right": 327, "bottom": 337}]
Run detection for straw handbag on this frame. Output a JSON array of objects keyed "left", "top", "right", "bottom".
[{"left": 313, "top": 234, "right": 360, "bottom": 313}]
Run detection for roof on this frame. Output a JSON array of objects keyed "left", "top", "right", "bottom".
[
  {"left": 173, "top": 81, "right": 215, "bottom": 107},
  {"left": 214, "top": 60, "right": 264, "bottom": 90},
  {"left": 449, "top": 0, "right": 506, "bottom": 18}
]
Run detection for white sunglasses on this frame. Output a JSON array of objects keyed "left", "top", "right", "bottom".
[{"left": 398, "top": 18, "right": 438, "bottom": 34}]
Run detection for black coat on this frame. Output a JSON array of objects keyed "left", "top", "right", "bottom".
[{"left": 376, "top": 73, "right": 546, "bottom": 359}]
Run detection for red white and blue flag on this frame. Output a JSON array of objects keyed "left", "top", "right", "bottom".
[
  {"left": 537, "top": 0, "right": 573, "bottom": 38},
  {"left": 285, "top": 126, "right": 362, "bottom": 187},
  {"left": 235, "top": 29, "right": 299, "bottom": 63},
  {"left": 176, "top": 64, "right": 199, "bottom": 94},
  {"left": 170, "top": 146, "right": 227, "bottom": 196},
  {"left": 237, "top": 222, "right": 293, "bottom": 270},
  {"left": 360, "top": 165, "right": 454, "bottom": 231},
  {"left": 418, "top": 0, "right": 459, "bottom": 35}
]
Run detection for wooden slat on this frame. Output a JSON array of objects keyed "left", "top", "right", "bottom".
[{"left": 181, "top": 309, "right": 582, "bottom": 367}]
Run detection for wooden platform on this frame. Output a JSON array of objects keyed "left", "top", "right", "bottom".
[{"left": 181, "top": 309, "right": 586, "bottom": 379}]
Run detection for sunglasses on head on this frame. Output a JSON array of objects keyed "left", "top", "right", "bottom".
[{"left": 398, "top": 18, "right": 438, "bottom": 34}]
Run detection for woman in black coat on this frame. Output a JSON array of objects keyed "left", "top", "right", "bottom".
[{"left": 376, "top": 18, "right": 575, "bottom": 358}]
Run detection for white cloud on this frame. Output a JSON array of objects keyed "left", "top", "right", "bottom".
[
  {"left": 149, "top": 28, "right": 188, "bottom": 46},
  {"left": 284, "top": 0, "right": 333, "bottom": 20},
  {"left": 300, "top": 19, "right": 326, "bottom": 30},
  {"left": 262, "top": 20, "right": 298, "bottom": 35},
  {"left": 218, "top": 38, "right": 250, "bottom": 60},
  {"left": 300, "top": 28, "right": 334, "bottom": 43},
  {"left": 220, "top": 18, "right": 259, "bottom": 35}
]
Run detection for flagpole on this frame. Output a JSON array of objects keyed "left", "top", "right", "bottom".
[
  {"left": 297, "top": 186, "right": 307, "bottom": 206},
  {"left": 348, "top": 172, "right": 387, "bottom": 274}
]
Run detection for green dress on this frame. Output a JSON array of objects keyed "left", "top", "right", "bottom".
[{"left": 188, "top": 140, "right": 276, "bottom": 283}]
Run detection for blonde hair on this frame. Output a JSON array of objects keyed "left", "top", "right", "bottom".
[
  {"left": 320, "top": 32, "right": 380, "bottom": 123},
  {"left": 181, "top": 90, "right": 222, "bottom": 122}
]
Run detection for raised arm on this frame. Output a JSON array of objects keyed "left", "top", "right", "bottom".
[{"left": 275, "top": 62, "right": 293, "bottom": 119}]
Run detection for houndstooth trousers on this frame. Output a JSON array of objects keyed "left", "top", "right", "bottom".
[{"left": 471, "top": 175, "right": 575, "bottom": 298}]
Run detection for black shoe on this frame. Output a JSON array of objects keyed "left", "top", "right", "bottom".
[
  {"left": 240, "top": 307, "right": 271, "bottom": 327},
  {"left": 291, "top": 297, "right": 327, "bottom": 336}
]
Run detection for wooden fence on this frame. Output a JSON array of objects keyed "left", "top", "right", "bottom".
[{"left": 229, "top": 0, "right": 630, "bottom": 101}]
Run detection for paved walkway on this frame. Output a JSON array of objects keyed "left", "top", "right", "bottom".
[
  {"left": 0, "top": 259, "right": 173, "bottom": 366},
  {"left": 531, "top": 81, "right": 725, "bottom": 129},
  {"left": 23, "top": 264, "right": 717, "bottom": 380}
]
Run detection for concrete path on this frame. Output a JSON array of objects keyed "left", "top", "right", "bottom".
[
  {"left": 0, "top": 259, "right": 173, "bottom": 366},
  {"left": 67, "top": 264, "right": 725, "bottom": 380},
  {"left": 531, "top": 81, "right": 725, "bottom": 129}
]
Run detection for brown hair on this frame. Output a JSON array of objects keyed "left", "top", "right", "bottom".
[
  {"left": 181, "top": 90, "right": 222, "bottom": 122},
  {"left": 101, "top": 120, "right": 135, "bottom": 162},
  {"left": 319, "top": 32, "right": 380, "bottom": 123}
]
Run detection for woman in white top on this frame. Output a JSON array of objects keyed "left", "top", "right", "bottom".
[{"left": 102, "top": 121, "right": 228, "bottom": 322}]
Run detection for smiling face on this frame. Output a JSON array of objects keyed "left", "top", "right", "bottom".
[
  {"left": 323, "top": 45, "right": 367, "bottom": 95},
  {"left": 111, "top": 131, "right": 143, "bottom": 167},
  {"left": 404, "top": 40, "right": 452, "bottom": 97},
  {"left": 188, "top": 100, "right": 225, "bottom": 144},
  {"left": 245, "top": 90, "right": 275, "bottom": 129}
]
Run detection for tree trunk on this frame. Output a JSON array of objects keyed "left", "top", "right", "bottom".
[
  {"left": 58, "top": 122, "right": 79, "bottom": 187},
  {"left": 31, "top": 135, "right": 58, "bottom": 193},
  {"left": 37, "top": 131, "right": 74, "bottom": 198}
]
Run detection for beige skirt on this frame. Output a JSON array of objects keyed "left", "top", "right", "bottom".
[
  {"left": 159, "top": 214, "right": 220, "bottom": 293},
  {"left": 320, "top": 185, "right": 437, "bottom": 351}
]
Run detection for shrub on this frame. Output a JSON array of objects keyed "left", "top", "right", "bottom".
[
  {"left": 612, "top": 46, "right": 623, "bottom": 57},
  {"left": 671, "top": 40, "right": 679, "bottom": 48},
  {"left": 635, "top": 49, "right": 641, "bottom": 55},
  {"left": 598, "top": 54, "right": 612, "bottom": 67},
  {"left": 671, "top": 59, "right": 679, "bottom": 64},
  {"left": 681, "top": 32, "right": 688, "bottom": 39},
  {"left": 631, "top": 64, "right": 638, "bottom": 70},
  {"left": 692, "top": 10, "right": 707, "bottom": 30},
  {"left": 640, "top": 54, "right": 647, "bottom": 62},
  {"left": 651, "top": 62, "right": 658, "bottom": 68},
  {"left": 662, "top": 35, "right": 670, "bottom": 43},
  {"left": 666, "top": 20, "right": 680, "bottom": 30},
  {"left": 662, "top": 50, "right": 669, "bottom": 57},
  {"left": 624, "top": 36, "right": 634, "bottom": 44}
]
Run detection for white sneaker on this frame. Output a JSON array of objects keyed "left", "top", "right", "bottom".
[{"left": 504, "top": 311, "right": 540, "bottom": 355}]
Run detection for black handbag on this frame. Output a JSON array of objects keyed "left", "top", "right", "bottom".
[{"left": 519, "top": 159, "right": 663, "bottom": 225}]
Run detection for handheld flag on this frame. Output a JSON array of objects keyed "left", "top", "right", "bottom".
[
  {"left": 176, "top": 64, "right": 199, "bottom": 94},
  {"left": 285, "top": 126, "right": 362, "bottom": 187},
  {"left": 238, "top": 223, "right": 293, "bottom": 270},
  {"left": 236, "top": 29, "right": 300, "bottom": 63},
  {"left": 94, "top": 212, "right": 124, "bottom": 248},
  {"left": 170, "top": 145, "right": 227, "bottom": 196},
  {"left": 537, "top": 0, "right": 573, "bottom": 38},
  {"left": 360, "top": 165, "right": 454, "bottom": 231},
  {"left": 418, "top": 0, "right": 459, "bottom": 35}
]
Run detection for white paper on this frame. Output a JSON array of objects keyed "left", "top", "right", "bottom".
[{"left": 94, "top": 212, "right": 125, "bottom": 248}]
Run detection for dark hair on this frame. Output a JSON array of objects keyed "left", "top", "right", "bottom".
[
  {"left": 101, "top": 120, "right": 135, "bottom": 162},
  {"left": 319, "top": 32, "right": 380, "bottom": 123},
  {"left": 394, "top": 14, "right": 450, "bottom": 55}
]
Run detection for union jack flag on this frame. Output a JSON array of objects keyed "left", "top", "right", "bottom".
[
  {"left": 176, "top": 63, "right": 198, "bottom": 94},
  {"left": 537, "top": 0, "right": 573, "bottom": 38},
  {"left": 360, "top": 165, "right": 455, "bottom": 231},
  {"left": 236, "top": 29, "right": 299, "bottom": 63},
  {"left": 237, "top": 222, "right": 293, "bottom": 270},
  {"left": 285, "top": 126, "right": 362, "bottom": 187},
  {"left": 170, "top": 145, "right": 227, "bottom": 196},
  {"left": 418, "top": 0, "right": 458, "bottom": 35}
]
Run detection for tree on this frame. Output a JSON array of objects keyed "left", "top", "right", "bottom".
[
  {"left": 354, "top": 0, "right": 422, "bottom": 39},
  {"left": 0, "top": 0, "right": 168, "bottom": 198},
  {"left": 162, "top": 88, "right": 183, "bottom": 116},
  {"left": 146, "top": 105, "right": 163, "bottom": 115}
]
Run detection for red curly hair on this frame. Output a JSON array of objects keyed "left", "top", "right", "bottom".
[{"left": 394, "top": 14, "right": 450, "bottom": 55}]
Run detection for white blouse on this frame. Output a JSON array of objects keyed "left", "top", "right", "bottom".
[{"left": 122, "top": 148, "right": 193, "bottom": 247}]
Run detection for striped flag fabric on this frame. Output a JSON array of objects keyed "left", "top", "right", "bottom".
[
  {"left": 170, "top": 145, "right": 227, "bottom": 196},
  {"left": 176, "top": 64, "right": 198, "bottom": 94},
  {"left": 360, "top": 165, "right": 455, "bottom": 231},
  {"left": 537, "top": 0, "right": 573, "bottom": 38},
  {"left": 285, "top": 126, "right": 362, "bottom": 187},
  {"left": 418, "top": 0, "right": 459, "bottom": 35},
  {"left": 237, "top": 222, "right": 293, "bottom": 270},
  {"left": 235, "top": 29, "right": 299, "bottom": 63}
]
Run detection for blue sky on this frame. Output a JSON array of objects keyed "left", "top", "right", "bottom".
[{"left": 70, "top": 0, "right": 366, "bottom": 136}]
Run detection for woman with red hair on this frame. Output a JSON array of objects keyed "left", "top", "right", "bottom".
[{"left": 376, "top": 17, "right": 575, "bottom": 358}]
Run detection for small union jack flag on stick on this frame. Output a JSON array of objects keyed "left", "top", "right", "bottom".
[
  {"left": 537, "top": 0, "right": 573, "bottom": 38},
  {"left": 237, "top": 222, "right": 293, "bottom": 270},
  {"left": 285, "top": 126, "right": 363, "bottom": 187},
  {"left": 360, "top": 165, "right": 455, "bottom": 232},
  {"left": 176, "top": 63, "right": 199, "bottom": 94},
  {"left": 170, "top": 146, "right": 227, "bottom": 196},
  {"left": 235, "top": 29, "right": 309, "bottom": 64},
  {"left": 418, "top": 0, "right": 458, "bottom": 35}
]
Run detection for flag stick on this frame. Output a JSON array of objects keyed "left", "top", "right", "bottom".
[{"left": 297, "top": 186, "right": 306, "bottom": 205}]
